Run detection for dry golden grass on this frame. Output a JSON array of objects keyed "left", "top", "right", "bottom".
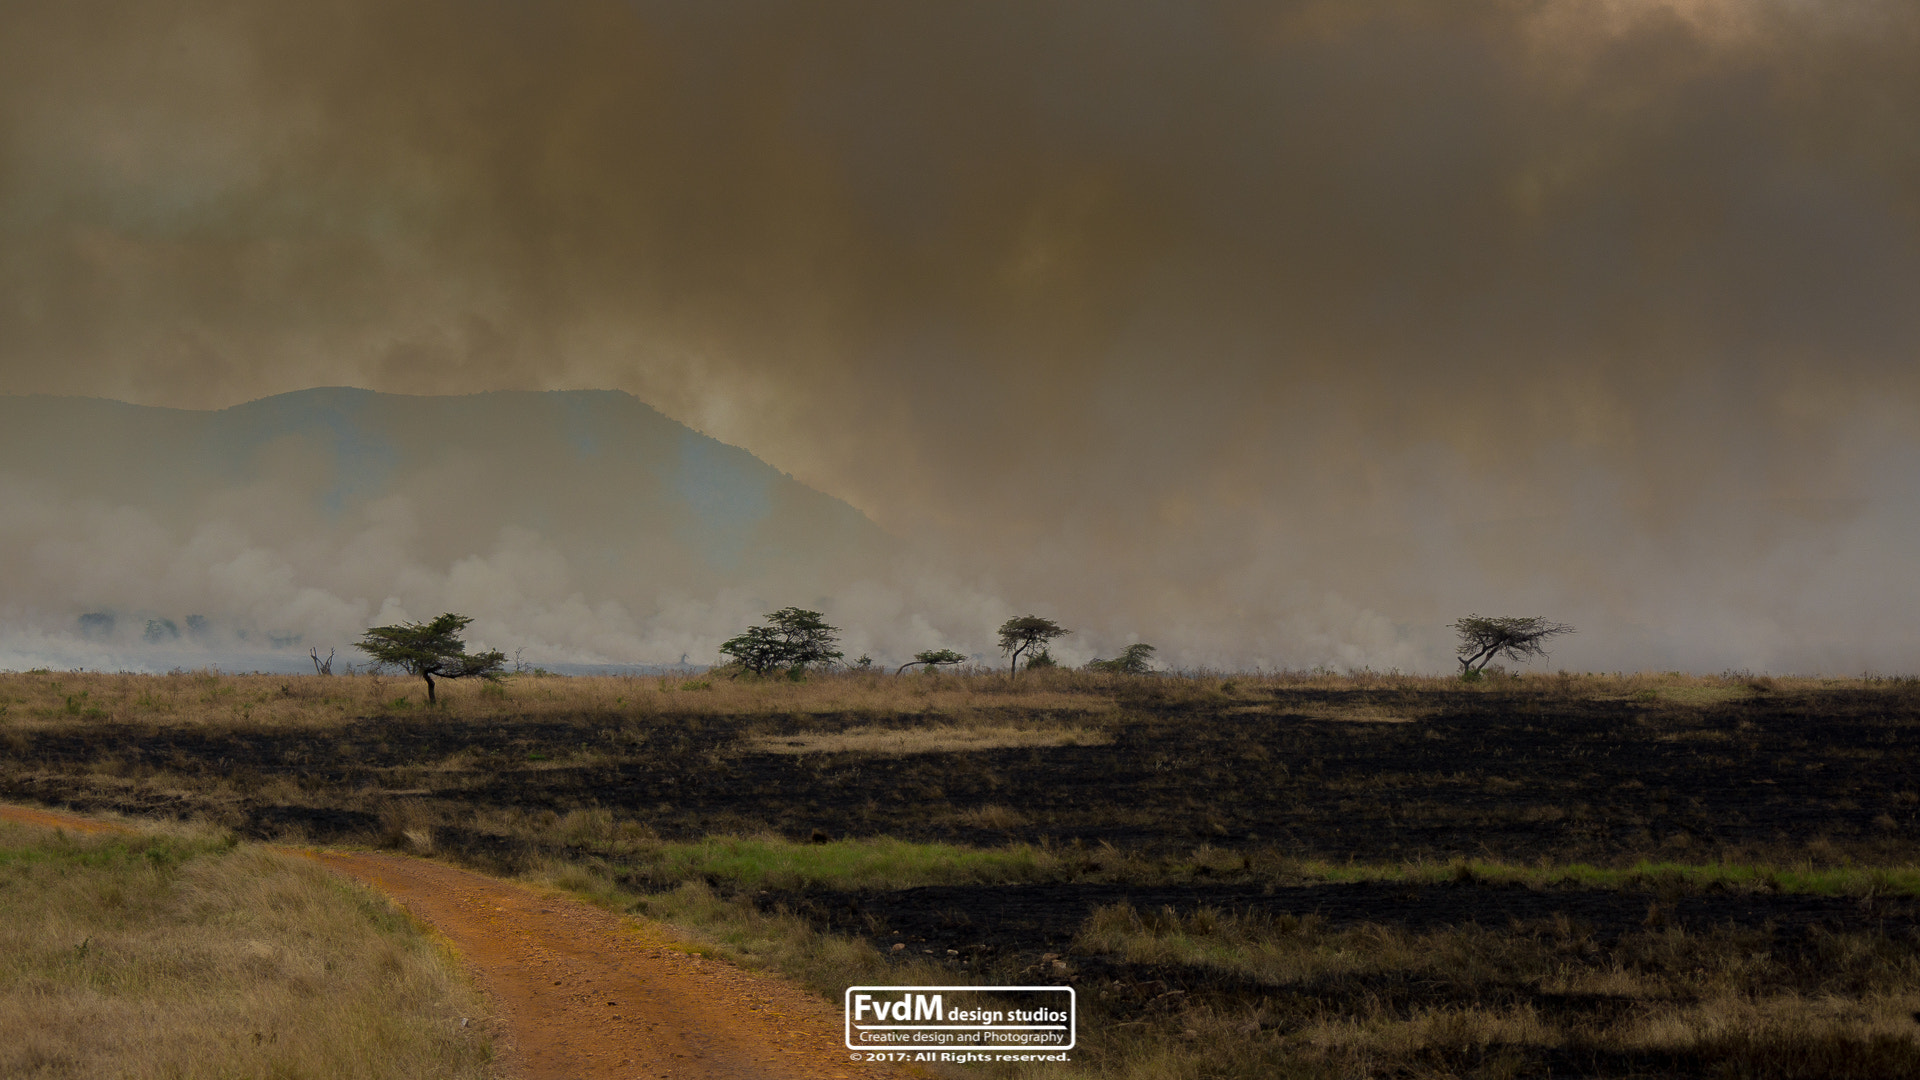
[
  {"left": 0, "top": 817, "right": 496, "bottom": 1080},
  {"left": 2, "top": 665, "right": 1900, "bottom": 738},
  {"left": 745, "top": 723, "right": 1109, "bottom": 755},
  {"left": 0, "top": 667, "right": 1122, "bottom": 731},
  {"left": 1227, "top": 702, "right": 1423, "bottom": 723}
]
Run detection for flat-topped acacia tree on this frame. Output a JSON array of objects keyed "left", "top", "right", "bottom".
[
  {"left": 997, "top": 615, "right": 1069, "bottom": 676},
  {"left": 358, "top": 613, "right": 506, "bottom": 704},
  {"left": 896, "top": 648, "right": 968, "bottom": 675},
  {"left": 1450, "top": 614, "right": 1574, "bottom": 676},
  {"left": 1088, "top": 642, "right": 1156, "bottom": 674},
  {"left": 718, "top": 607, "right": 844, "bottom": 676}
]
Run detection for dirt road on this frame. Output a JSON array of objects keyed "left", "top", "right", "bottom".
[
  {"left": 1, "top": 804, "right": 887, "bottom": 1080},
  {"left": 310, "top": 850, "right": 873, "bottom": 1080},
  {"left": 0, "top": 803, "right": 135, "bottom": 835}
]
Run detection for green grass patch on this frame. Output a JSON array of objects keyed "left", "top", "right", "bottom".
[
  {"left": 573, "top": 824, "right": 1920, "bottom": 898},
  {"left": 0, "top": 831, "right": 235, "bottom": 873},
  {"left": 1270, "top": 856, "right": 1920, "bottom": 897},
  {"left": 622, "top": 835, "right": 1060, "bottom": 890}
]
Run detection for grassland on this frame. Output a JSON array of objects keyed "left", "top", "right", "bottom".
[
  {"left": 0, "top": 814, "right": 495, "bottom": 1080},
  {"left": 4, "top": 666, "right": 1920, "bottom": 1077}
]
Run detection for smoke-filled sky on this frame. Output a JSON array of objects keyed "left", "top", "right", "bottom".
[{"left": 4, "top": 0, "right": 1920, "bottom": 672}]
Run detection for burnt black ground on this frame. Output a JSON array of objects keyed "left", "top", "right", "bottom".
[
  {"left": 7, "top": 684, "right": 1919, "bottom": 866},
  {"left": 756, "top": 879, "right": 1920, "bottom": 956},
  {"left": 8, "top": 681, "right": 1920, "bottom": 1077},
  {"left": 757, "top": 878, "right": 1920, "bottom": 1079}
]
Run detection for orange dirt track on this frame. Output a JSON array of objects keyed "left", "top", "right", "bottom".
[{"left": 1, "top": 804, "right": 904, "bottom": 1080}]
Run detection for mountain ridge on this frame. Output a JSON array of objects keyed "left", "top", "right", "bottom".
[{"left": 0, "top": 388, "right": 895, "bottom": 667}]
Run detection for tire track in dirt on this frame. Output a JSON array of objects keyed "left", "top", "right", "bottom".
[{"left": 2, "top": 804, "right": 900, "bottom": 1080}]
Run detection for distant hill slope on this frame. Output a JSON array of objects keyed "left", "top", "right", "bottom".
[{"left": 0, "top": 389, "right": 895, "bottom": 667}]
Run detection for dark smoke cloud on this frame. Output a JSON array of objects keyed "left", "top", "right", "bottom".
[{"left": 4, "top": 1, "right": 1920, "bottom": 670}]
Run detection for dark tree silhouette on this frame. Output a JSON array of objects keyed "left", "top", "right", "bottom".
[
  {"left": 1450, "top": 615, "right": 1574, "bottom": 675},
  {"left": 719, "top": 608, "right": 843, "bottom": 675},
  {"left": 996, "top": 615, "right": 1070, "bottom": 675},
  {"left": 358, "top": 613, "right": 505, "bottom": 703},
  {"left": 896, "top": 648, "right": 968, "bottom": 675},
  {"left": 1088, "top": 642, "right": 1156, "bottom": 674}
]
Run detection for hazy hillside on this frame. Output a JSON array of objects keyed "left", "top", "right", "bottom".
[{"left": 0, "top": 389, "right": 896, "bottom": 670}]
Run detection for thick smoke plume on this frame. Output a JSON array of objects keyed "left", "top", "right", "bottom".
[{"left": 4, "top": 1, "right": 1920, "bottom": 671}]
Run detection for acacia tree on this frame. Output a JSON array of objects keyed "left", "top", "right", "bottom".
[
  {"left": 896, "top": 648, "right": 968, "bottom": 675},
  {"left": 1088, "top": 642, "right": 1156, "bottom": 674},
  {"left": 719, "top": 607, "right": 843, "bottom": 675},
  {"left": 996, "top": 615, "right": 1069, "bottom": 675},
  {"left": 357, "top": 613, "right": 506, "bottom": 704},
  {"left": 1450, "top": 615, "right": 1574, "bottom": 675}
]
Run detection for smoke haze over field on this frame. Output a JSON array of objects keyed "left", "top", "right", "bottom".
[
  {"left": 4, "top": 1, "right": 1920, "bottom": 671},
  {"left": 0, "top": 390, "right": 912, "bottom": 673}
]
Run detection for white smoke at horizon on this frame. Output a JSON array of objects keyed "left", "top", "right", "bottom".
[{"left": 9, "top": 464, "right": 1919, "bottom": 677}]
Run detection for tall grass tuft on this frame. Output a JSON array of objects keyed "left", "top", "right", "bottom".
[{"left": 0, "top": 818, "right": 495, "bottom": 1080}]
